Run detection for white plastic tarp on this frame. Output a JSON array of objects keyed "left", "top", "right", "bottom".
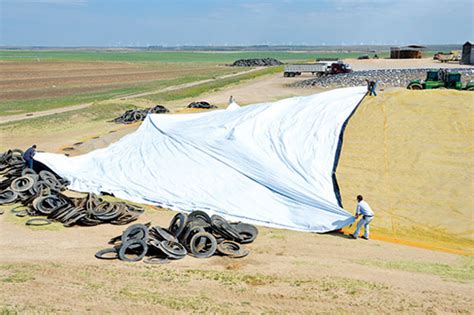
[{"left": 36, "top": 87, "right": 366, "bottom": 232}]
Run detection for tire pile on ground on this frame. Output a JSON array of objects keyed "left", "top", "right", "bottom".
[
  {"left": 295, "top": 68, "right": 474, "bottom": 88},
  {"left": 0, "top": 149, "right": 143, "bottom": 226},
  {"left": 112, "top": 105, "right": 169, "bottom": 124},
  {"left": 95, "top": 211, "right": 258, "bottom": 264},
  {"left": 230, "top": 58, "right": 283, "bottom": 67},
  {"left": 187, "top": 101, "right": 217, "bottom": 109}
]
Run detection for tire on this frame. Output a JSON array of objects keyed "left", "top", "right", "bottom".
[
  {"left": 188, "top": 210, "right": 211, "bottom": 224},
  {"left": 168, "top": 213, "right": 187, "bottom": 238},
  {"left": 25, "top": 218, "right": 52, "bottom": 226},
  {"left": 466, "top": 87, "right": 474, "bottom": 91},
  {"left": 120, "top": 224, "right": 149, "bottom": 244},
  {"left": 189, "top": 232, "right": 217, "bottom": 258},
  {"left": 181, "top": 225, "right": 205, "bottom": 246},
  {"left": 0, "top": 189, "right": 18, "bottom": 205},
  {"left": 158, "top": 240, "right": 187, "bottom": 259},
  {"left": 95, "top": 247, "right": 118, "bottom": 260},
  {"left": 216, "top": 240, "right": 249, "bottom": 258},
  {"left": 407, "top": 84, "right": 423, "bottom": 90},
  {"left": 10, "top": 175, "right": 36, "bottom": 193},
  {"left": 150, "top": 226, "right": 176, "bottom": 242},
  {"left": 118, "top": 239, "right": 148, "bottom": 262},
  {"left": 230, "top": 222, "right": 258, "bottom": 244}
]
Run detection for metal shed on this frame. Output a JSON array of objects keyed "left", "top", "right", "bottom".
[
  {"left": 390, "top": 45, "right": 425, "bottom": 59},
  {"left": 461, "top": 41, "right": 473, "bottom": 65}
]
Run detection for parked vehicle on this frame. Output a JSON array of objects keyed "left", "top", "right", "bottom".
[
  {"left": 407, "top": 69, "right": 474, "bottom": 90},
  {"left": 283, "top": 61, "right": 352, "bottom": 77}
]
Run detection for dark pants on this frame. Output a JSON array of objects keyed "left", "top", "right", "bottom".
[
  {"left": 369, "top": 87, "right": 377, "bottom": 96},
  {"left": 25, "top": 159, "right": 33, "bottom": 169}
]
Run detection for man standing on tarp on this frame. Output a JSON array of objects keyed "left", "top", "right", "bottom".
[
  {"left": 23, "top": 144, "right": 37, "bottom": 169},
  {"left": 350, "top": 195, "right": 374, "bottom": 240}
]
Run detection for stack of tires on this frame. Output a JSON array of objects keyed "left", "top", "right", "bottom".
[{"left": 96, "top": 211, "right": 258, "bottom": 264}]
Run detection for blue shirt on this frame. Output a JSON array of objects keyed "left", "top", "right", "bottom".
[{"left": 23, "top": 147, "right": 36, "bottom": 162}]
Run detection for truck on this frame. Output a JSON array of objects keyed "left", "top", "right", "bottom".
[
  {"left": 283, "top": 61, "right": 352, "bottom": 77},
  {"left": 407, "top": 69, "right": 474, "bottom": 90},
  {"left": 433, "top": 51, "right": 461, "bottom": 63}
]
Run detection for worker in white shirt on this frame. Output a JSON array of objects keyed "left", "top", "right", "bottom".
[{"left": 350, "top": 195, "right": 374, "bottom": 240}]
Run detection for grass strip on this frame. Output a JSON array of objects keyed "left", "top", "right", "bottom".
[
  {"left": 0, "top": 50, "right": 392, "bottom": 63},
  {"left": 356, "top": 257, "right": 474, "bottom": 282}
]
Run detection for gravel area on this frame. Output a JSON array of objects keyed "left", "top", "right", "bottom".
[
  {"left": 295, "top": 68, "right": 474, "bottom": 88},
  {"left": 230, "top": 58, "right": 283, "bottom": 67}
]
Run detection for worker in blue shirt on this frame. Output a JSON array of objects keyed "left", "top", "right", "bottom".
[
  {"left": 365, "top": 79, "right": 377, "bottom": 96},
  {"left": 23, "top": 144, "right": 37, "bottom": 169},
  {"left": 350, "top": 195, "right": 374, "bottom": 240}
]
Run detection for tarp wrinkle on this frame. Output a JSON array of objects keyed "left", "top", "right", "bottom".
[{"left": 36, "top": 87, "right": 366, "bottom": 232}]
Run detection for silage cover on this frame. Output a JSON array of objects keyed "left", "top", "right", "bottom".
[{"left": 36, "top": 87, "right": 367, "bottom": 232}]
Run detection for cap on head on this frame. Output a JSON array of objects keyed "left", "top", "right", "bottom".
[
  {"left": 357, "top": 195, "right": 363, "bottom": 202},
  {"left": 32, "top": 144, "right": 37, "bottom": 148}
]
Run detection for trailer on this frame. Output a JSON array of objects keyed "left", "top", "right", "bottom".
[{"left": 283, "top": 61, "right": 352, "bottom": 77}]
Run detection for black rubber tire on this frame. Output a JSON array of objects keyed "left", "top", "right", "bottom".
[
  {"left": 168, "top": 213, "right": 187, "bottom": 238},
  {"left": 0, "top": 189, "right": 18, "bottom": 205},
  {"left": 11, "top": 205, "right": 28, "bottom": 213},
  {"left": 189, "top": 231, "right": 217, "bottom": 258},
  {"left": 95, "top": 247, "right": 118, "bottom": 260},
  {"left": 10, "top": 175, "right": 36, "bottom": 193},
  {"left": 118, "top": 239, "right": 148, "bottom": 262},
  {"left": 217, "top": 240, "right": 249, "bottom": 258},
  {"left": 188, "top": 210, "right": 211, "bottom": 224},
  {"left": 408, "top": 84, "right": 423, "bottom": 90},
  {"left": 230, "top": 222, "right": 258, "bottom": 244},
  {"left": 150, "top": 226, "right": 176, "bottom": 242},
  {"left": 121, "top": 224, "right": 149, "bottom": 244},
  {"left": 181, "top": 225, "right": 205, "bottom": 246},
  {"left": 15, "top": 210, "right": 28, "bottom": 217},
  {"left": 158, "top": 240, "right": 187, "bottom": 259},
  {"left": 25, "top": 218, "right": 52, "bottom": 226}
]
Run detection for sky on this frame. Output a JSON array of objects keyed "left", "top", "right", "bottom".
[{"left": 0, "top": 0, "right": 472, "bottom": 47}]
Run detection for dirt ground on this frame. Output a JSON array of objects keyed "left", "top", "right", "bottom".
[
  {"left": 1, "top": 205, "right": 472, "bottom": 313},
  {"left": 1, "top": 59, "right": 473, "bottom": 313}
]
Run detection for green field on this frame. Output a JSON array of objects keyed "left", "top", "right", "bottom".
[{"left": 0, "top": 50, "right": 392, "bottom": 63}]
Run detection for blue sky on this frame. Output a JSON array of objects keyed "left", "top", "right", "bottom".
[{"left": 0, "top": 0, "right": 472, "bottom": 46}]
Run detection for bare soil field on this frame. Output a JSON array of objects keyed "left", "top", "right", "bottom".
[{"left": 0, "top": 60, "right": 237, "bottom": 101}]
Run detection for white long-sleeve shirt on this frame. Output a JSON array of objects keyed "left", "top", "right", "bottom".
[{"left": 356, "top": 200, "right": 374, "bottom": 217}]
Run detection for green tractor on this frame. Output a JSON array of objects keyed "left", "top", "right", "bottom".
[{"left": 407, "top": 69, "right": 474, "bottom": 91}]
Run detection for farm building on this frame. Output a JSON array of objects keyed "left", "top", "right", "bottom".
[
  {"left": 390, "top": 45, "right": 425, "bottom": 59},
  {"left": 461, "top": 41, "right": 473, "bottom": 65}
]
